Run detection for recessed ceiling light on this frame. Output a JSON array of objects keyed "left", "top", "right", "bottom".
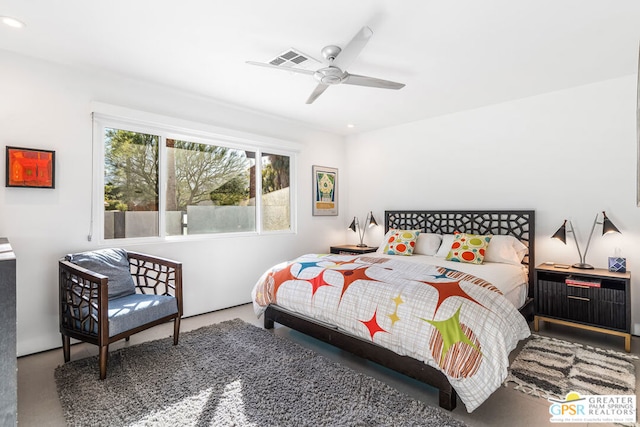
[
  {"left": 347, "top": 124, "right": 355, "bottom": 128},
  {"left": 1, "top": 16, "right": 26, "bottom": 29}
]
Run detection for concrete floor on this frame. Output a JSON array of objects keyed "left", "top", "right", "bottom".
[{"left": 18, "top": 303, "right": 639, "bottom": 426}]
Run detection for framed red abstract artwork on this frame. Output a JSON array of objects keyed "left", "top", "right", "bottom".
[{"left": 5, "top": 146, "right": 55, "bottom": 189}]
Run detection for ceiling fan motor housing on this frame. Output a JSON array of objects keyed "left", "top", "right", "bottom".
[{"left": 314, "top": 66, "right": 345, "bottom": 85}]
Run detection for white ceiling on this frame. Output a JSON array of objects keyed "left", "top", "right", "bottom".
[{"left": 1, "top": 1, "right": 639, "bottom": 135}]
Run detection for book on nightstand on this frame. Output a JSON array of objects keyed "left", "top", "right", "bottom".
[{"left": 565, "top": 276, "right": 601, "bottom": 287}]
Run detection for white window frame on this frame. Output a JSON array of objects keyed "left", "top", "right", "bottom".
[{"left": 90, "top": 103, "right": 298, "bottom": 244}]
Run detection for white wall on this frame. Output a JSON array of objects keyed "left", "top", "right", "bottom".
[
  {"left": 4, "top": 47, "right": 639, "bottom": 356},
  {"left": 0, "top": 50, "right": 347, "bottom": 356},
  {"left": 345, "top": 75, "right": 640, "bottom": 332}
]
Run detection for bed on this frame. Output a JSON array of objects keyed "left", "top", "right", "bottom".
[{"left": 251, "top": 209, "right": 535, "bottom": 412}]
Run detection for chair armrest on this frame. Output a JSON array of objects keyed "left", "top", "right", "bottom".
[
  {"left": 59, "top": 259, "right": 108, "bottom": 282},
  {"left": 127, "top": 251, "right": 181, "bottom": 270},
  {"left": 58, "top": 260, "right": 109, "bottom": 340},
  {"left": 127, "top": 252, "right": 183, "bottom": 315}
]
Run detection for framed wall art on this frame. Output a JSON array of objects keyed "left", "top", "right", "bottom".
[
  {"left": 312, "top": 165, "right": 337, "bottom": 216},
  {"left": 5, "top": 146, "right": 55, "bottom": 189}
]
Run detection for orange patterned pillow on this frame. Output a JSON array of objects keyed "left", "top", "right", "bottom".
[
  {"left": 446, "top": 233, "right": 492, "bottom": 264},
  {"left": 381, "top": 230, "right": 420, "bottom": 256}
]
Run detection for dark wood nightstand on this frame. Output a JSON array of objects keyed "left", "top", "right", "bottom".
[
  {"left": 534, "top": 264, "right": 631, "bottom": 352},
  {"left": 329, "top": 245, "right": 378, "bottom": 255}
]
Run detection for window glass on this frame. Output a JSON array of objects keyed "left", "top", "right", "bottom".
[
  {"left": 166, "top": 139, "right": 256, "bottom": 235},
  {"left": 104, "top": 128, "right": 159, "bottom": 239},
  {"left": 97, "top": 113, "right": 296, "bottom": 241},
  {"left": 261, "top": 153, "right": 290, "bottom": 231}
]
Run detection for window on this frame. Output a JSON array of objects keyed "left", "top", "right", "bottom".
[
  {"left": 165, "top": 139, "right": 256, "bottom": 236},
  {"left": 262, "top": 152, "right": 290, "bottom": 232},
  {"left": 104, "top": 128, "right": 159, "bottom": 239},
  {"left": 95, "top": 112, "right": 296, "bottom": 241}
]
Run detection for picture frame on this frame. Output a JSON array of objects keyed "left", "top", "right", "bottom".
[
  {"left": 312, "top": 165, "right": 338, "bottom": 216},
  {"left": 5, "top": 146, "right": 55, "bottom": 189}
]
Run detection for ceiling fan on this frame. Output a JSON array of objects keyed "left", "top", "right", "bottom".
[{"left": 247, "top": 26, "right": 405, "bottom": 104}]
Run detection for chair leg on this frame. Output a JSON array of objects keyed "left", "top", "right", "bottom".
[
  {"left": 62, "top": 334, "right": 71, "bottom": 363},
  {"left": 173, "top": 317, "right": 181, "bottom": 345},
  {"left": 99, "top": 345, "right": 108, "bottom": 380}
]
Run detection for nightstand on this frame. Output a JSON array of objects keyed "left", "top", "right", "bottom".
[
  {"left": 534, "top": 264, "right": 631, "bottom": 352},
  {"left": 329, "top": 245, "right": 378, "bottom": 255}
]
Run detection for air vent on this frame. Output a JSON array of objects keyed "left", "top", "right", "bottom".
[
  {"left": 268, "top": 48, "right": 321, "bottom": 70},
  {"left": 270, "top": 57, "right": 285, "bottom": 66}
]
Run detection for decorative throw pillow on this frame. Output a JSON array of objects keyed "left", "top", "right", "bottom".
[
  {"left": 66, "top": 248, "right": 136, "bottom": 299},
  {"left": 381, "top": 230, "right": 420, "bottom": 256},
  {"left": 376, "top": 229, "right": 397, "bottom": 254},
  {"left": 446, "top": 233, "right": 492, "bottom": 264}
]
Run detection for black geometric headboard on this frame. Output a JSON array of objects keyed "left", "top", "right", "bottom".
[{"left": 385, "top": 210, "right": 536, "bottom": 297}]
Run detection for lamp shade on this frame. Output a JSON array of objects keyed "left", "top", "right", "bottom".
[
  {"left": 551, "top": 220, "right": 567, "bottom": 244},
  {"left": 601, "top": 211, "right": 621, "bottom": 235},
  {"left": 348, "top": 217, "right": 357, "bottom": 232},
  {"left": 368, "top": 212, "right": 378, "bottom": 228}
]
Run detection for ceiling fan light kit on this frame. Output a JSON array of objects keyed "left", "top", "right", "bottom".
[{"left": 247, "top": 26, "right": 405, "bottom": 104}]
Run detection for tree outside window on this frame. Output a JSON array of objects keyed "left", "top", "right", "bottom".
[{"left": 103, "top": 128, "right": 291, "bottom": 239}]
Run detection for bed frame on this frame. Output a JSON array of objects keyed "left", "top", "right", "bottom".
[{"left": 263, "top": 209, "right": 535, "bottom": 411}]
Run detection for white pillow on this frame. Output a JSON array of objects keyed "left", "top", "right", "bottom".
[
  {"left": 484, "top": 235, "right": 528, "bottom": 265},
  {"left": 413, "top": 233, "right": 443, "bottom": 256},
  {"left": 435, "top": 234, "right": 456, "bottom": 258}
]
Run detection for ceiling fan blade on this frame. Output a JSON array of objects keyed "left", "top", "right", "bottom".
[
  {"left": 306, "top": 83, "right": 330, "bottom": 104},
  {"left": 343, "top": 73, "right": 405, "bottom": 90},
  {"left": 246, "top": 61, "right": 315, "bottom": 76},
  {"left": 332, "top": 26, "right": 373, "bottom": 70}
]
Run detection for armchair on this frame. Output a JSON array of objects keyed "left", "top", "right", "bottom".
[{"left": 58, "top": 248, "right": 183, "bottom": 379}]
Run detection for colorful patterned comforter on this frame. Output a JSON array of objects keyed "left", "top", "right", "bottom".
[{"left": 251, "top": 253, "right": 530, "bottom": 412}]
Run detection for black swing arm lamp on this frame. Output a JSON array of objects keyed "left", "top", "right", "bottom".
[
  {"left": 551, "top": 211, "right": 621, "bottom": 269},
  {"left": 348, "top": 211, "right": 378, "bottom": 247}
]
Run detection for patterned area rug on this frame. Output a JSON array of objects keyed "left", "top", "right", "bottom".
[
  {"left": 55, "top": 319, "right": 468, "bottom": 427},
  {"left": 504, "top": 334, "right": 637, "bottom": 400}
]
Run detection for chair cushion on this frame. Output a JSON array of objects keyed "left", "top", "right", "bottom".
[
  {"left": 108, "top": 294, "right": 178, "bottom": 337},
  {"left": 66, "top": 248, "right": 136, "bottom": 299}
]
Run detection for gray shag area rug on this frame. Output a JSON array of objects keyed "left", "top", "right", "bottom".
[
  {"left": 505, "top": 334, "right": 638, "bottom": 401},
  {"left": 55, "top": 318, "right": 468, "bottom": 426}
]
